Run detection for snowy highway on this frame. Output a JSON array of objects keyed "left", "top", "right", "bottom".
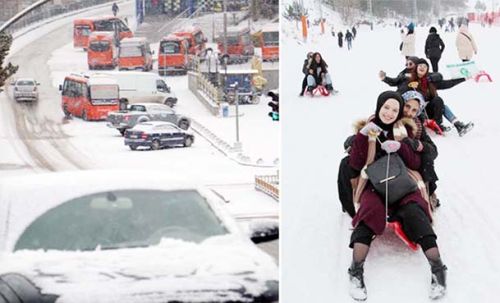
[{"left": 0, "top": 1, "right": 278, "bottom": 260}]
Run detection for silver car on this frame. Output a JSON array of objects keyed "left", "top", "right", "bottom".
[
  {"left": 107, "top": 103, "right": 191, "bottom": 136},
  {"left": 12, "top": 78, "right": 39, "bottom": 102}
]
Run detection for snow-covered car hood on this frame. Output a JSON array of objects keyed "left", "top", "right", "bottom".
[{"left": 0, "top": 235, "right": 278, "bottom": 303}]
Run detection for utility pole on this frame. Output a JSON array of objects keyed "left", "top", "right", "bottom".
[{"left": 223, "top": 0, "right": 227, "bottom": 55}]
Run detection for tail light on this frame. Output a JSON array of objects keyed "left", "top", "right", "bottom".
[{"left": 141, "top": 133, "right": 148, "bottom": 139}]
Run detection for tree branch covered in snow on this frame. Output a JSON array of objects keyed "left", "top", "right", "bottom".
[
  {"left": 282, "top": 1, "right": 309, "bottom": 21},
  {"left": 0, "top": 32, "right": 19, "bottom": 92}
]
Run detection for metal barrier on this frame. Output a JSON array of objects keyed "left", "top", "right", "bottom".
[
  {"left": 197, "top": 72, "right": 222, "bottom": 105},
  {"left": 255, "top": 174, "right": 279, "bottom": 201},
  {"left": 2, "top": 0, "right": 116, "bottom": 34}
]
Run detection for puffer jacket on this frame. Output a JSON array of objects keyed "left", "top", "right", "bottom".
[
  {"left": 425, "top": 33, "right": 445, "bottom": 58},
  {"left": 401, "top": 33, "right": 416, "bottom": 57}
]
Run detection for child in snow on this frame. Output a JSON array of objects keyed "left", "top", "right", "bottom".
[{"left": 347, "top": 91, "right": 447, "bottom": 301}]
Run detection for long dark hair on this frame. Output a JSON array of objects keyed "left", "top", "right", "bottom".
[
  {"left": 408, "top": 71, "right": 437, "bottom": 100},
  {"left": 311, "top": 52, "right": 328, "bottom": 71}
]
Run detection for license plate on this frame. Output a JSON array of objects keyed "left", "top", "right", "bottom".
[{"left": 130, "top": 135, "right": 138, "bottom": 139}]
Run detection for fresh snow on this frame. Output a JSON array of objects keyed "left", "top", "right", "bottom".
[{"left": 281, "top": 1, "right": 500, "bottom": 303}]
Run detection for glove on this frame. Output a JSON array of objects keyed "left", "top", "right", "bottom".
[
  {"left": 403, "top": 137, "right": 423, "bottom": 152},
  {"left": 381, "top": 140, "right": 401, "bottom": 153},
  {"left": 379, "top": 70, "right": 386, "bottom": 80},
  {"left": 359, "top": 122, "right": 382, "bottom": 136}
]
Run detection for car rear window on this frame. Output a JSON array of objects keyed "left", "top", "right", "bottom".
[
  {"left": 16, "top": 80, "right": 35, "bottom": 86},
  {"left": 129, "top": 105, "right": 146, "bottom": 112}
]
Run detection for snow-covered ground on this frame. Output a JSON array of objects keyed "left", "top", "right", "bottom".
[
  {"left": 281, "top": 2, "right": 500, "bottom": 303},
  {"left": 0, "top": 0, "right": 278, "bottom": 262}
]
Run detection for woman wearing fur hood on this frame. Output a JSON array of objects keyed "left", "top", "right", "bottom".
[{"left": 347, "top": 91, "right": 447, "bottom": 301}]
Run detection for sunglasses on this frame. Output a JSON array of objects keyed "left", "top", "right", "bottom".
[{"left": 406, "top": 62, "right": 415, "bottom": 67}]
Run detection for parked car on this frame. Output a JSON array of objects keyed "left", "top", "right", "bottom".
[
  {"left": 107, "top": 103, "right": 190, "bottom": 135},
  {"left": 124, "top": 121, "right": 194, "bottom": 150},
  {"left": 0, "top": 171, "right": 279, "bottom": 302},
  {"left": 11, "top": 78, "right": 39, "bottom": 102}
]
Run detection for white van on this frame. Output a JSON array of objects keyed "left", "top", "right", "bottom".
[{"left": 92, "top": 71, "right": 178, "bottom": 107}]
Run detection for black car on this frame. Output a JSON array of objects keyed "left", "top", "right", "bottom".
[{"left": 124, "top": 121, "right": 194, "bottom": 150}]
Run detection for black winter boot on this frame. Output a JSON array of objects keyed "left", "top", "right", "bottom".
[
  {"left": 429, "top": 259, "right": 447, "bottom": 300},
  {"left": 348, "top": 261, "right": 367, "bottom": 301},
  {"left": 454, "top": 121, "right": 474, "bottom": 137}
]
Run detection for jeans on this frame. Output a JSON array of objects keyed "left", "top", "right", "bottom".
[
  {"left": 307, "top": 73, "right": 332, "bottom": 87},
  {"left": 443, "top": 104, "right": 456, "bottom": 123}
]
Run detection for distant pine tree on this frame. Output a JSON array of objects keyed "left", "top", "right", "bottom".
[{"left": 0, "top": 31, "right": 19, "bottom": 92}]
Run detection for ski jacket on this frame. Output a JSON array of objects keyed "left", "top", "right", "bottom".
[
  {"left": 456, "top": 27, "right": 477, "bottom": 60},
  {"left": 302, "top": 58, "right": 312, "bottom": 75},
  {"left": 349, "top": 118, "right": 432, "bottom": 234},
  {"left": 401, "top": 33, "right": 416, "bottom": 57},
  {"left": 308, "top": 60, "right": 329, "bottom": 85},
  {"left": 345, "top": 32, "right": 353, "bottom": 41},
  {"left": 425, "top": 33, "right": 445, "bottom": 59}
]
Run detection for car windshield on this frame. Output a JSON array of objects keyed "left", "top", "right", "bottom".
[
  {"left": 16, "top": 80, "right": 35, "bottom": 86},
  {"left": 94, "top": 19, "right": 114, "bottom": 31},
  {"left": 75, "top": 25, "right": 91, "bottom": 36},
  {"left": 89, "top": 41, "right": 110, "bottom": 52},
  {"left": 129, "top": 105, "right": 146, "bottom": 112},
  {"left": 263, "top": 31, "right": 279, "bottom": 46},
  {"left": 160, "top": 41, "right": 180, "bottom": 54},
  {"left": 14, "top": 189, "right": 229, "bottom": 251},
  {"left": 119, "top": 45, "right": 143, "bottom": 57},
  {"left": 90, "top": 85, "right": 119, "bottom": 104}
]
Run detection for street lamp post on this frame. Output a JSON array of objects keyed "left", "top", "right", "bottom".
[{"left": 222, "top": 55, "right": 241, "bottom": 149}]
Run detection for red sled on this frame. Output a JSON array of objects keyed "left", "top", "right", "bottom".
[
  {"left": 474, "top": 70, "right": 492, "bottom": 82},
  {"left": 424, "top": 119, "right": 443, "bottom": 135},
  {"left": 304, "top": 85, "right": 331, "bottom": 97},
  {"left": 387, "top": 221, "right": 418, "bottom": 251}
]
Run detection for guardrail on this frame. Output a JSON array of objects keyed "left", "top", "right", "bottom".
[{"left": 255, "top": 174, "right": 279, "bottom": 201}]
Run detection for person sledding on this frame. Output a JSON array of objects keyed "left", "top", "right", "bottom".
[
  {"left": 337, "top": 90, "right": 441, "bottom": 218},
  {"left": 379, "top": 58, "right": 472, "bottom": 136},
  {"left": 346, "top": 91, "right": 447, "bottom": 301},
  {"left": 304, "top": 52, "right": 338, "bottom": 96}
]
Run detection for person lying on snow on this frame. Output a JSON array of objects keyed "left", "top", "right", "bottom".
[
  {"left": 338, "top": 90, "right": 440, "bottom": 218},
  {"left": 379, "top": 57, "right": 472, "bottom": 136},
  {"left": 346, "top": 91, "right": 447, "bottom": 301},
  {"left": 305, "top": 52, "right": 338, "bottom": 94}
]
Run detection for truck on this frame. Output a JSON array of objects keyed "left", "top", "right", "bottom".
[{"left": 92, "top": 71, "right": 178, "bottom": 107}]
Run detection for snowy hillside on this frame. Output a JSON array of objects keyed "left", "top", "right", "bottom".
[{"left": 281, "top": 1, "right": 500, "bottom": 303}]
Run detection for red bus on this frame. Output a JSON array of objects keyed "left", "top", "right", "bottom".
[
  {"left": 73, "top": 16, "right": 133, "bottom": 50},
  {"left": 173, "top": 27, "right": 207, "bottom": 56},
  {"left": 158, "top": 35, "right": 190, "bottom": 75},
  {"left": 88, "top": 32, "right": 117, "bottom": 70},
  {"left": 60, "top": 74, "right": 119, "bottom": 121}
]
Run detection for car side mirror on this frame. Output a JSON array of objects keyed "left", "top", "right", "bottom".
[
  {"left": 248, "top": 219, "right": 279, "bottom": 244},
  {"left": 59, "top": 84, "right": 63, "bottom": 91},
  {"left": 167, "top": 86, "right": 171, "bottom": 93},
  {"left": 36, "top": 82, "right": 40, "bottom": 86}
]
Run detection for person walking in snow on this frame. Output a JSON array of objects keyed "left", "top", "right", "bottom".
[
  {"left": 400, "top": 23, "right": 416, "bottom": 59},
  {"left": 347, "top": 91, "right": 447, "bottom": 301},
  {"left": 337, "top": 31, "right": 344, "bottom": 48},
  {"left": 305, "top": 52, "right": 337, "bottom": 93},
  {"left": 352, "top": 26, "right": 357, "bottom": 39},
  {"left": 456, "top": 24, "right": 478, "bottom": 62},
  {"left": 425, "top": 27, "right": 445, "bottom": 72},
  {"left": 331, "top": 26, "right": 335, "bottom": 37},
  {"left": 345, "top": 29, "right": 353, "bottom": 50},
  {"left": 112, "top": 2, "right": 119, "bottom": 16}
]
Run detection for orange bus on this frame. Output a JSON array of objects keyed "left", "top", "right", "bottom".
[
  {"left": 88, "top": 32, "right": 117, "bottom": 70},
  {"left": 217, "top": 26, "right": 254, "bottom": 63},
  {"left": 259, "top": 23, "right": 279, "bottom": 61},
  {"left": 60, "top": 74, "right": 119, "bottom": 121},
  {"left": 173, "top": 27, "right": 207, "bottom": 56},
  {"left": 73, "top": 16, "right": 133, "bottom": 50},
  {"left": 158, "top": 35, "right": 190, "bottom": 75},
  {"left": 118, "top": 37, "right": 153, "bottom": 71}
]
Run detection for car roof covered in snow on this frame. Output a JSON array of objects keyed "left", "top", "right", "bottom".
[
  {"left": 87, "top": 76, "right": 118, "bottom": 86},
  {"left": 120, "top": 37, "right": 148, "bottom": 45},
  {"left": 261, "top": 23, "right": 279, "bottom": 32}
]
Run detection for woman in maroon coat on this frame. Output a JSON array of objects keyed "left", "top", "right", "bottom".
[{"left": 347, "top": 91, "right": 447, "bottom": 301}]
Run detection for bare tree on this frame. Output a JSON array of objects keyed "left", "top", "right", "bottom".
[{"left": 0, "top": 32, "right": 19, "bottom": 92}]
